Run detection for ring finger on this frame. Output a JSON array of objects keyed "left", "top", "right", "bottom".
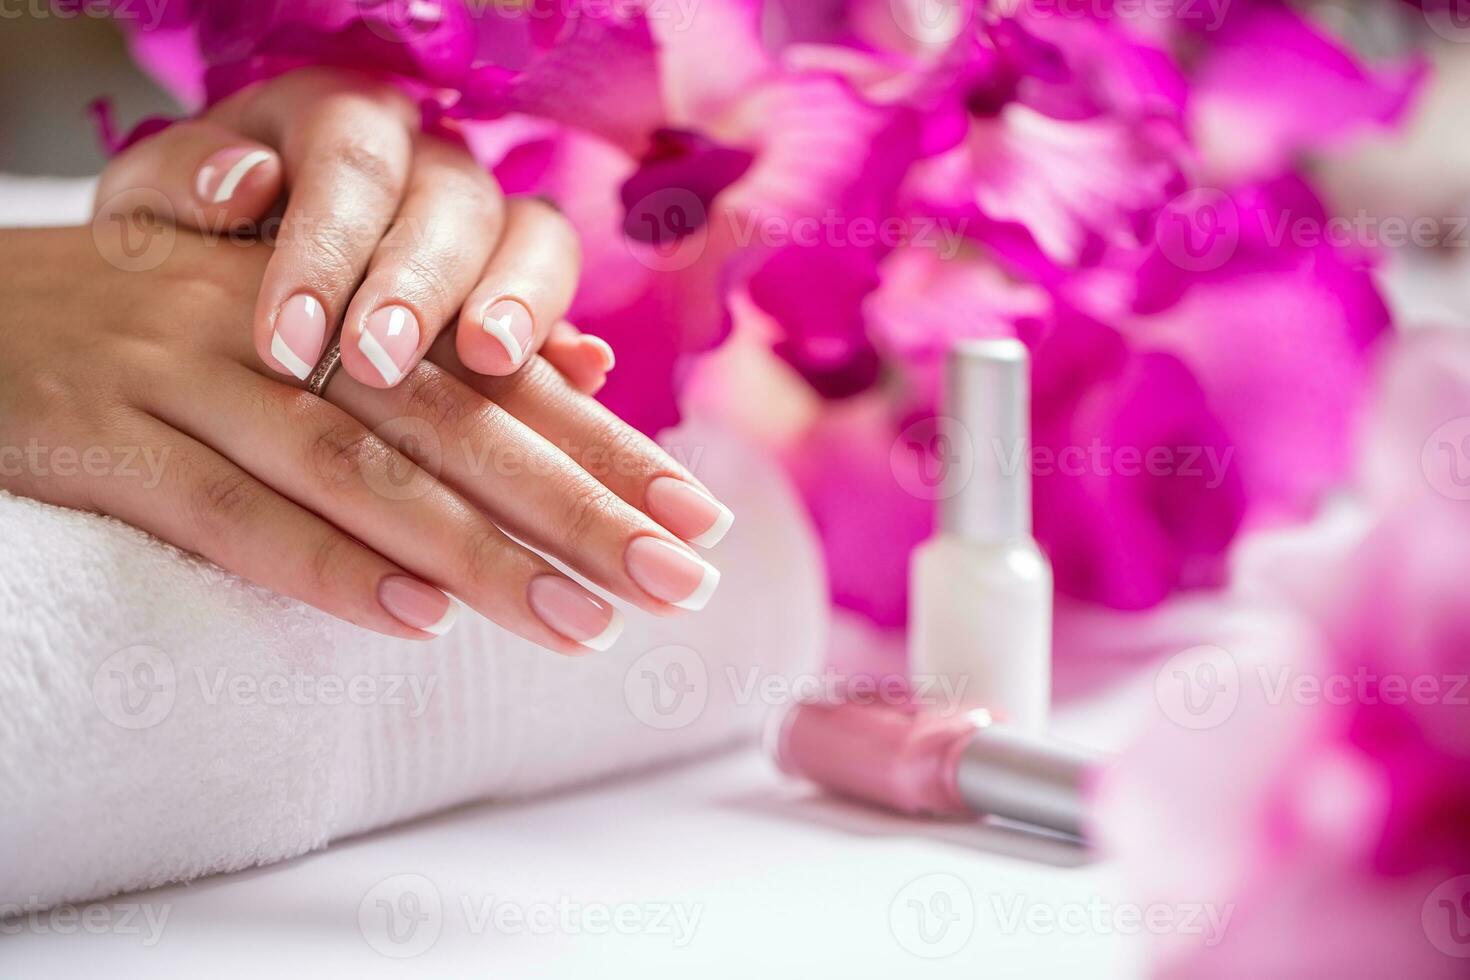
[
  {"left": 336, "top": 133, "right": 505, "bottom": 388},
  {"left": 456, "top": 197, "right": 581, "bottom": 377}
]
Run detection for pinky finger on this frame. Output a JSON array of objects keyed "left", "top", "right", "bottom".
[
  {"left": 102, "top": 417, "right": 457, "bottom": 640},
  {"left": 542, "top": 321, "right": 615, "bottom": 395}
]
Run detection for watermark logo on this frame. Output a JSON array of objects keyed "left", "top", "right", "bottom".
[
  {"left": 891, "top": 415, "right": 976, "bottom": 501},
  {"left": 1154, "top": 645, "right": 1240, "bottom": 730},
  {"left": 92, "top": 188, "right": 176, "bottom": 273},
  {"left": 624, "top": 644, "right": 709, "bottom": 730},
  {"left": 1422, "top": 417, "right": 1470, "bottom": 502},
  {"left": 1155, "top": 187, "right": 1239, "bottom": 272},
  {"left": 890, "top": 0, "right": 973, "bottom": 44},
  {"left": 92, "top": 644, "right": 177, "bottom": 730},
  {"left": 623, "top": 188, "right": 710, "bottom": 272},
  {"left": 359, "top": 873, "right": 444, "bottom": 959},
  {"left": 1423, "top": 875, "right": 1470, "bottom": 958},
  {"left": 1424, "top": 0, "right": 1470, "bottom": 43},
  {"left": 357, "top": 0, "right": 444, "bottom": 43},
  {"left": 358, "top": 415, "right": 444, "bottom": 502},
  {"left": 890, "top": 873, "right": 975, "bottom": 958}
]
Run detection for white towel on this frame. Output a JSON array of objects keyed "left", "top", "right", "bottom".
[{"left": 0, "top": 414, "right": 825, "bottom": 910}]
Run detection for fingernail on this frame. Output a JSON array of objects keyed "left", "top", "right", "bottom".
[
  {"left": 195, "top": 147, "right": 273, "bottom": 205},
  {"left": 624, "top": 536, "right": 721, "bottom": 611},
  {"left": 645, "top": 476, "right": 734, "bottom": 548},
  {"left": 482, "top": 299, "right": 534, "bottom": 367},
  {"left": 379, "top": 575, "right": 458, "bottom": 636},
  {"left": 582, "top": 335, "right": 616, "bottom": 372},
  {"left": 527, "top": 575, "right": 624, "bottom": 652},
  {"left": 271, "top": 294, "right": 326, "bottom": 381},
  {"left": 358, "top": 305, "right": 420, "bottom": 386}
]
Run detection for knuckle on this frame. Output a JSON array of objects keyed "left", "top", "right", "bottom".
[
  {"left": 304, "top": 531, "right": 356, "bottom": 594},
  {"left": 558, "top": 482, "right": 617, "bottom": 552},
  {"left": 308, "top": 421, "right": 391, "bottom": 488},
  {"left": 515, "top": 196, "right": 580, "bottom": 257},
  {"left": 189, "top": 468, "right": 259, "bottom": 539},
  {"left": 585, "top": 421, "right": 648, "bottom": 483},
  {"left": 459, "top": 526, "right": 510, "bottom": 585},
  {"left": 295, "top": 216, "right": 368, "bottom": 283},
  {"left": 437, "top": 170, "right": 503, "bottom": 224},
  {"left": 326, "top": 135, "right": 401, "bottom": 197},
  {"left": 400, "top": 367, "right": 476, "bottom": 433},
  {"left": 392, "top": 252, "right": 454, "bottom": 314}
]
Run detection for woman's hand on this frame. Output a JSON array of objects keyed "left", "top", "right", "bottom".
[
  {"left": 94, "top": 67, "right": 617, "bottom": 394},
  {"left": 0, "top": 225, "right": 733, "bottom": 653}
]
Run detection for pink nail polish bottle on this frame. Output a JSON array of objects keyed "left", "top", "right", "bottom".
[{"left": 769, "top": 698, "right": 1098, "bottom": 840}]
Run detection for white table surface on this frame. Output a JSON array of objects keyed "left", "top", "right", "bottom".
[{"left": 3, "top": 685, "right": 1150, "bottom": 980}]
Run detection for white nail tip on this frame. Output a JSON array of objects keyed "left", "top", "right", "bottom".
[
  {"left": 212, "top": 149, "right": 272, "bottom": 204},
  {"left": 673, "top": 559, "right": 721, "bottom": 612},
  {"left": 271, "top": 330, "right": 312, "bottom": 381},
  {"left": 421, "top": 598, "right": 460, "bottom": 637},
  {"left": 578, "top": 608, "right": 625, "bottom": 653},
  {"left": 689, "top": 503, "right": 735, "bottom": 549},
  {"left": 357, "top": 326, "right": 402, "bottom": 385},
  {"left": 482, "top": 311, "right": 524, "bottom": 364},
  {"left": 584, "top": 336, "right": 616, "bottom": 371}
]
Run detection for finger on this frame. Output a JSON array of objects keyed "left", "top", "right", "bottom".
[
  {"left": 144, "top": 366, "right": 620, "bottom": 655},
  {"left": 95, "top": 119, "right": 283, "bottom": 233},
  {"left": 327, "top": 358, "right": 721, "bottom": 616},
  {"left": 338, "top": 134, "right": 505, "bottom": 389},
  {"left": 100, "top": 415, "right": 456, "bottom": 639},
  {"left": 457, "top": 197, "right": 581, "bottom": 376},
  {"left": 542, "top": 321, "right": 616, "bottom": 395},
  {"left": 438, "top": 350, "right": 735, "bottom": 551},
  {"left": 225, "top": 76, "right": 417, "bottom": 382}
]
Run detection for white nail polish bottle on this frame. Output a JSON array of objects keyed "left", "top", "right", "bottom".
[{"left": 908, "top": 339, "right": 1053, "bottom": 731}]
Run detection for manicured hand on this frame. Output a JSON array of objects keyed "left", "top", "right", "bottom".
[
  {"left": 94, "top": 67, "right": 617, "bottom": 394},
  {"left": 0, "top": 227, "right": 733, "bottom": 653}
]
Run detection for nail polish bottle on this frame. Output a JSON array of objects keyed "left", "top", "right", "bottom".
[{"left": 908, "top": 339, "right": 1052, "bottom": 731}]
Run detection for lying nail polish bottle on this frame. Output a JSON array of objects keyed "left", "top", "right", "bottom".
[
  {"left": 908, "top": 339, "right": 1053, "bottom": 731},
  {"left": 769, "top": 699, "right": 1098, "bottom": 840}
]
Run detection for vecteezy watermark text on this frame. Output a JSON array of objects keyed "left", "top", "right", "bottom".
[
  {"left": 0, "top": 440, "right": 168, "bottom": 488},
  {"left": 357, "top": 874, "right": 702, "bottom": 959},
  {"left": 0, "top": 900, "right": 171, "bottom": 946}
]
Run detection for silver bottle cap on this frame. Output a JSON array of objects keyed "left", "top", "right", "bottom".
[
  {"left": 956, "top": 714, "right": 1097, "bottom": 839},
  {"left": 941, "top": 339, "right": 1031, "bottom": 544}
]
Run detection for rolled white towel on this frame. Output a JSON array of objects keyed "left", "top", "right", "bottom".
[{"left": 0, "top": 420, "right": 826, "bottom": 911}]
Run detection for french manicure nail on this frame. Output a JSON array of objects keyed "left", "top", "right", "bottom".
[
  {"left": 624, "top": 536, "right": 721, "bottom": 611},
  {"left": 379, "top": 575, "right": 458, "bottom": 636},
  {"left": 271, "top": 294, "right": 326, "bottom": 381},
  {"left": 358, "top": 305, "right": 420, "bottom": 386},
  {"left": 582, "top": 335, "right": 616, "bottom": 372},
  {"left": 195, "top": 148, "right": 273, "bottom": 205},
  {"left": 527, "top": 575, "right": 624, "bottom": 652},
  {"left": 645, "top": 476, "right": 734, "bottom": 548},
  {"left": 482, "top": 299, "right": 534, "bottom": 367}
]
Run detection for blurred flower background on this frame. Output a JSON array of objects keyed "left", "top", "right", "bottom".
[{"left": 11, "top": 0, "right": 1470, "bottom": 974}]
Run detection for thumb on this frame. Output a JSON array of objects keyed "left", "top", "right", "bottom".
[{"left": 94, "top": 119, "right": 283, "bottom": 235}]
